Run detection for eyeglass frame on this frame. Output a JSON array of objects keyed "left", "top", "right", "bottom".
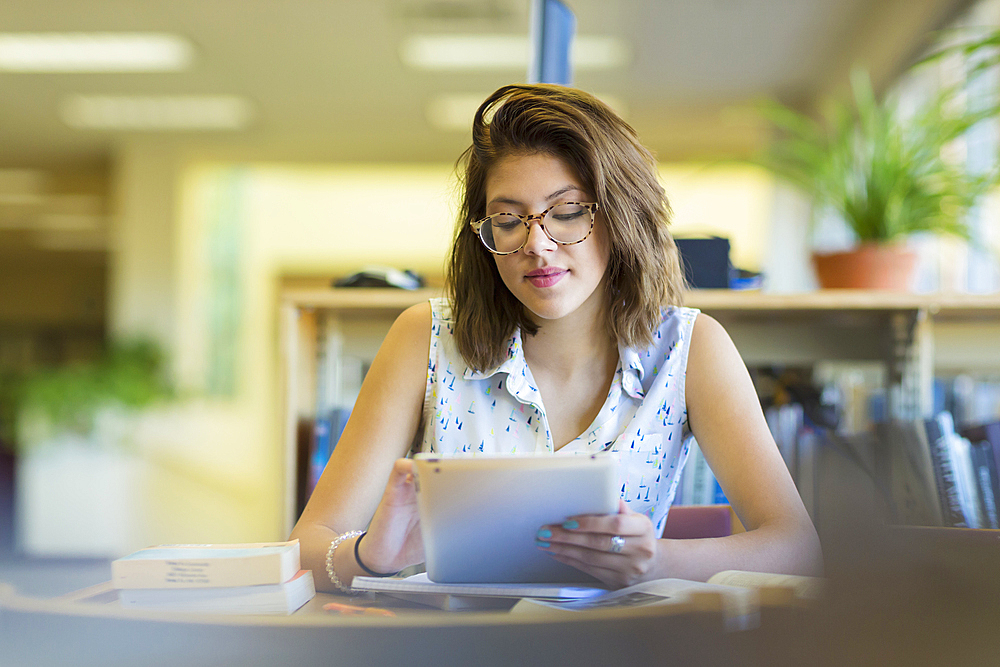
[{"left": 469, "top": 202, "right": 600, "bottom": 256}]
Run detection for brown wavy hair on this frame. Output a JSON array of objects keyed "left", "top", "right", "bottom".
[{"left": 446, "top": 84, "right": 686, "bottom": 372}]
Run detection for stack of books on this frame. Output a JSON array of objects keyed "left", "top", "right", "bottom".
[{"left": 111, "top": 539, "right": 315, "bottom": 615}]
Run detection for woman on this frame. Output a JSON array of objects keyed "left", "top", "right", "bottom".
[{"left": 291, "top": 84, "right": 823, "bottom": 592}]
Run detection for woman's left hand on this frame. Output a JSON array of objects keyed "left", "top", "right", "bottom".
[{"left": 536, "top": 499, "right": 660, "bottom": 589}]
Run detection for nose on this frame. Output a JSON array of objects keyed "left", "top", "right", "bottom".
[{"left": 521, "top": 216, "right": 555, "bottom": 255}]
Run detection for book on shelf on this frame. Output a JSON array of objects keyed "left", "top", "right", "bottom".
[
  {"left": 674, "top": 438, "right": 727, "bottom": 506},
  {"left": 306, "top": 407, "right": 351, "bottom": 497},
  {"left": 968, "top": 439, "right": 1000, "bottom": 529},
  {"left": 875, "top": 421, "right": 943, "bottom": 527},
  {"left": 922, "top": 412, "right": 998, "bottom": 529},
  {"left": 117, "top": 570, "right": 316, "bottom": 615},
  {"left": 111, "top": 540, "right": 302, "bottom": 589},
  {"left": 961, "top": 420, "right": 1000, "bottom": 530},
  {"left": 960, "top": 420, "right": 1000, "bottom": 476},
  {"left": 936, "top": 376, "right": 1000, "bottom": 430}
]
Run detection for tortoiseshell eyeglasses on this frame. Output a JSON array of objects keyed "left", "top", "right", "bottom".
[{"left": 470, "top": 202, "right": 599, "bottom": 255}]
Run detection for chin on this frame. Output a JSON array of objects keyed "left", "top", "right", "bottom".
[{"left": 521, "top": 297, "right": 584, "bottom": 322}]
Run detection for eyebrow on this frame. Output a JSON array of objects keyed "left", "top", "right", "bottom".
[{"left": 488, "top": 185, "right": 583, "bottom": 208}]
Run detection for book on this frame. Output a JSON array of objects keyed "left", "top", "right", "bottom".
[
  {"left": 877, "top": 421, "right": 943, "bottom": 527},
  {"left": 937, "top": 424, "right": 984, "bottom": 529},
  {"left": 117, "top": 569, "right": 315, "bottom": 615},
  {"left": 968, "top": 439, "right": 1000, "bottom": 529},
  {"left": 111, "top": 540, "right": 301, "bottom": 589},
  {"left": 925, "top": 413, "right": 971, "bottom": 527},
  {"left": 510, "top": 570, "right": 823, "bottom": 629},
  {"left": 677, "top": 438, "right": 725, "bottom": 507},
  {"left": 961, "top": 421, "right": 1000, "bottom": 480},
  {"left": 350, "top": 572, "right": 607, "bottom": 601},
  {"left": 796, "top": 426, "right": 818, "bottom": 520}
]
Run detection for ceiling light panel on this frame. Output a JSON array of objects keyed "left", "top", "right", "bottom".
[
  {"left": 401, "top": 34, "right": 628, "bottom": 70},
  {"left": 0, "top": 33, "right": 193, "bottom": 72},
  {"left": 61, "top": 95, "right": 253, "bottom": 131}
]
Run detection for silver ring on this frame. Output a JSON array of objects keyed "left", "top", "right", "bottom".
[{"left": 609, "top": 535, "right": 625, "bottom": 553}]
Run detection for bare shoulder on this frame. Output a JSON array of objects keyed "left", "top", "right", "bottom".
[
  {"left": 393, "top": 301, "right": 432, "bottom": 334},
  {"left": 379, "top": 301, "right": 432, "bottom": 364},
  {"left": 689, "top": 312, "right": 729, "bottom": 348},
  {"left": 687, "top": 313, "right": 741, "bottom": 382},
  {"left": 684, "top": 312, "right": 758, "bottom": 421}
]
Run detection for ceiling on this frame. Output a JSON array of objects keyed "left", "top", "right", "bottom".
[{"left": 0, "top": 0, "right": 978, "bottom": 171}]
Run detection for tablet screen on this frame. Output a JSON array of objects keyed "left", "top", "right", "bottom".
[{"left": 413, "top": 453, "right": 619, "bottom": 584}]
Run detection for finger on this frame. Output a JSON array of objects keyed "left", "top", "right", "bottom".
[
  {"left": 381, "top": 458, "right": 417, "bottom": 505},
  {"left": 540, "top": 533, "right": 641, "bottom": 564},
  {"left": 547, "top": 512, "right": 650, "bottom": 539},
  {"left": 539, "top": 527, "right": 637, "bottom": 554},
  {"left": 393, "top": 457, "right": 414, "bottom": 477}
]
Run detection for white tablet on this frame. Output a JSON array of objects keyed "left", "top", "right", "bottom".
[{"left": 412, "top": 452, "right": 619, "bottom": 584}]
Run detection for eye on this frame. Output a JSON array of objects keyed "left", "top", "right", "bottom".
[
  {"left": 490, "top": 214, "right": 522, "bottom": 231},
  {"left": 550, "top": 204, "right": 587, "bottom": 222}
]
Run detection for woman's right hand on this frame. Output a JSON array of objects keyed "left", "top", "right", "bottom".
[{"left": 355, "top": 458, "right": 424, "bottom": 574}]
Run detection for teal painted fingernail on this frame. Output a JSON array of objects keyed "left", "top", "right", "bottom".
[
  {"left": 537, "top": 528, "right": 552, "bottom": 540},
  {"left": 562, "top": 520, "right": 579, "bottom": 530},
  {"left": 536, "top": 541, "right": 550, "bottom": 548}
]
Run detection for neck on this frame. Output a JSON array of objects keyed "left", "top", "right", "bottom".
[{"left": 521, "top": 300, "right": 618, "bottom": 377}]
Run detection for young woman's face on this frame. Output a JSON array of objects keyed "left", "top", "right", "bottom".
[{"left": 484, "top": 152, "right": 611, "bottom": 325}]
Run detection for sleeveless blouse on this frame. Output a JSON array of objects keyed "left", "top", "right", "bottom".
[{"left": 421, "top": 298, "right": 700, "bottom": 535}]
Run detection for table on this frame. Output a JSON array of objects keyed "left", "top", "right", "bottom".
[{"left": 0, "top": 582, "right": 741, "bottom": 667}]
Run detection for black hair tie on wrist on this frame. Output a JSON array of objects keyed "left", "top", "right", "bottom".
[{"left": 354, "top": 531, "right": 401, "bottom": 577}]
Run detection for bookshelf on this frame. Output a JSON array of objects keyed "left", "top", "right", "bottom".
[{"left": 277, "top": 286, "right": 1000, "bottom": 533}]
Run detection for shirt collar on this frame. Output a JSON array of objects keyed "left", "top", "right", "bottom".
[
  {"left": 464, "top": 328, "right": 646, "bottom": 401},
  {"left": 619, "top": 343, "right": 645, "bottom": 399}
]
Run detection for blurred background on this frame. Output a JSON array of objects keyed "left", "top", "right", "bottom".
[{"left": 1, "top": 0, "right": 1000, "bottom": 582}]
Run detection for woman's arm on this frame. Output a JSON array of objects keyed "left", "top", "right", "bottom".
[
  {"left": 539, "top": 313, "right": 823, "bottom": 587},
  {"left": 289, "top": 302, "right": 431, "bottom": 591},
  {"left": 661, "top": 313, "right": 824, "bottom": 580}
]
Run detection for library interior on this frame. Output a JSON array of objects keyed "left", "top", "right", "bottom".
[{"left": 2, "top": 0, "right": 1000, "bottom": 664}]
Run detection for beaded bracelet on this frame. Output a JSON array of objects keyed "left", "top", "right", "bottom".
[
  {"left": 326, "top": 529, "right": 364, "bottom": 593},
  {"left": 354, "top": 531, "right": 401, "bottom": 578}
]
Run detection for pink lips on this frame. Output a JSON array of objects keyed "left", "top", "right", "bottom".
[{"left": 525, "top": 267, "right": 567, "bottom": 288}]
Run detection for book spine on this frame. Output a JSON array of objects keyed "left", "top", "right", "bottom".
[
  {"left": 796, "top": 427, "right": 817, "bottom": 521},
  {"left": 927, "top": 433, "right": 968, "bottom": 527},
  {"left": 308, "top": 416, "right": 332, "bottom": 495},
  {"left": 925, "top": 415, "right": 964, "bottom": 526},
  {"left": 942, "top": 434, "right": 982, "bottom": 529},
  {"left": 970, "top": 440, "right": 1000, "bottom": 529}
]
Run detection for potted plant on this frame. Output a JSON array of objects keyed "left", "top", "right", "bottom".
[
  {"left": 12, "top": 340, "right": 171, "bottom": 556},
  {"left": 758, "top": 68, "right": 996, "bottom": 289}
]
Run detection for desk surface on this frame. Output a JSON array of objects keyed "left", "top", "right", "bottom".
[{"left": 1, "top": 582, "right": 742, "bottom": 667}]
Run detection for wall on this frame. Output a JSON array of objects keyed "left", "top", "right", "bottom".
[{"left": 106, "top": 152, "right": 780, "bottom": 545}]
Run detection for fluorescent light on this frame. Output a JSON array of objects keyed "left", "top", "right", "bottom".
[
  {"left": 0, "top": 33, "right": 193, "bottom": 72},
  {"left": 401, "top": 34, "right": 629, "bottom": 71},
  {"left": 61, "top": 95, "right": 253, "bottom": 131},
  {"left": 427, "top": 92, "right": 628, "bottom": 132}
]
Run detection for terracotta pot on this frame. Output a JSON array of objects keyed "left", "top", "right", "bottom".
[{"left": 811, "top": 243, "right": 917, "bottom": 290}]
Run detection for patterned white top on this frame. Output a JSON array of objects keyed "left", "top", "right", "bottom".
[{"left": 421, "top": 298, "right": 700, "bottom": 535}]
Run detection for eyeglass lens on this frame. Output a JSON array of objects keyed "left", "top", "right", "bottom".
[{"left": 480, "top": 203, "right": 592, "bottom": 253}]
